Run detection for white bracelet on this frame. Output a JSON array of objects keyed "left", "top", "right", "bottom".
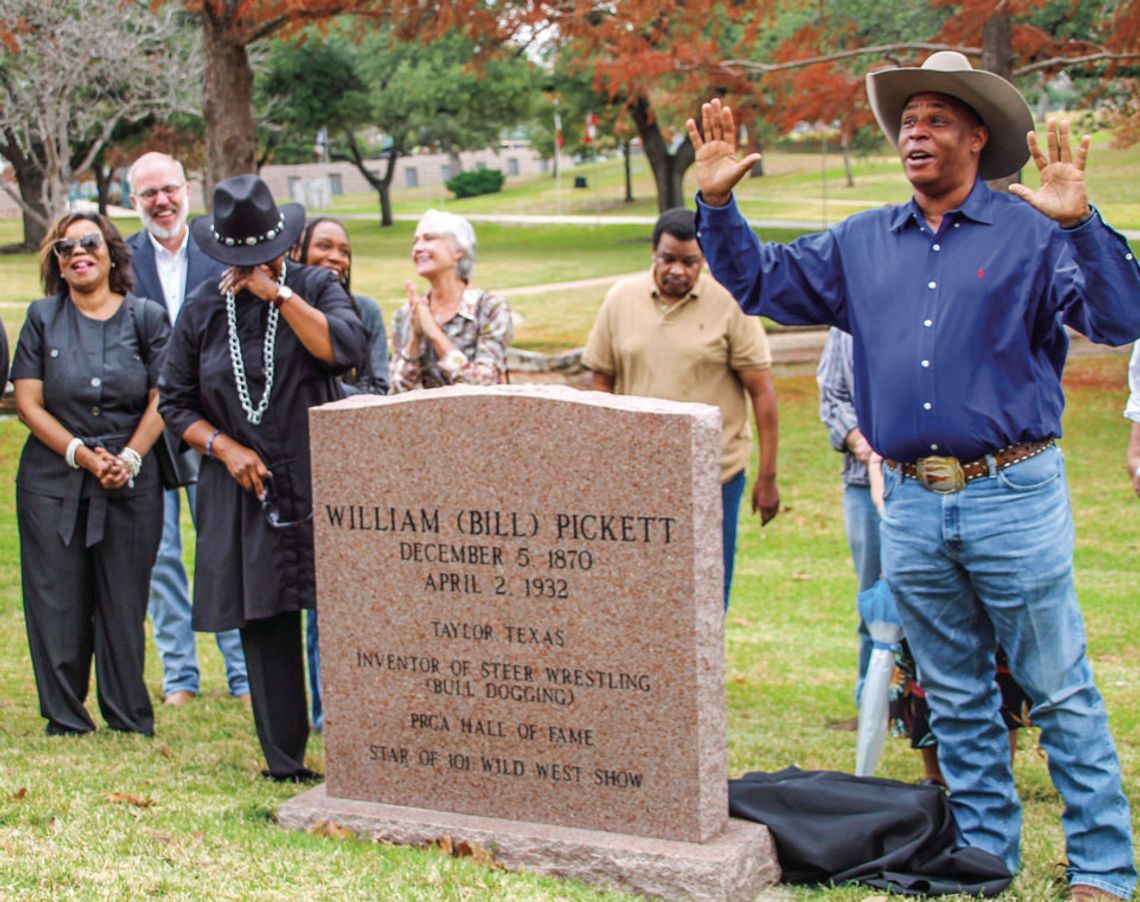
[
  {"left": 440, "top": 348, "right": 468, "bottom": 373},
  {"left": 119, "top": 447, "right": 143, "bottom": 479},
  {"left": 65, "top": 437, "right": 84, "bottom": 469}
]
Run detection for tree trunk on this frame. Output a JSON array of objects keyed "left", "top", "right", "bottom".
[
  {"left": 622, "top": 140, "right": 634, "bottom": 203},
  {"left": 841, "top": 131, "right": 855, "bottom": 188},
  {"left": 448, "top": 149, "right": 463, "bottom": 177},
  {"left": 16, "top": 165, "right": 50, "bottom": 251},
  {"left": 335, "top": 131, "right": 400, "bottom": 227},
  {"left": 377, "top": 150, "right": 398, "bottom": 227},
  {"left": 983, "top": 6, "right": 1018, "bottom": 193},
  {"left": 629, "top": 96, "right": 695, "bottom": 212},
  {"left": 92, "top": 148, "right": 113, "bottom": 217},
  {"left": 202, "top": 9, "right": 257, "bottom": 202},
  {"left": 0, "top": 142, "right": 51, "bottom": 250}
]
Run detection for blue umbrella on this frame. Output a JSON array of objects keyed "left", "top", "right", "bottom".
[{"left": 855, "top": 579, "right": 904, "bottom": 776}]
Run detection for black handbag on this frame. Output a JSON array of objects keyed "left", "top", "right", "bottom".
[{"left": 151, "top": 428, "right": 198, "bottom": 490}]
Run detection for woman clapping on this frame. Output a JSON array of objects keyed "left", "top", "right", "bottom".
[{"left": 390, "top": 210, "right": 512, "bottom": 391}]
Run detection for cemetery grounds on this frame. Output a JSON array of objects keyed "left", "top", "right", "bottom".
[{"left": 0, "top": 143, "right": 1137, "bottom": 900}]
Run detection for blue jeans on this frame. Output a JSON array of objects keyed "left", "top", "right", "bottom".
[
  {"left": 148, "top": 486, "right": 249, "bottom": 697},
  {"left": 722, "top": 470, "right": 746, "bottom": 609},
  {"left": 880, "top": 447, "right": 1135, "bottom": 898},
  {"left": 844, "top": 484, "right": 881, "bottom": 705},
  {"left": 306, "top": 608, "right": 322, "bottom": 732}
]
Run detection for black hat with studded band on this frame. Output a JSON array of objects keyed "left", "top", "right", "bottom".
[{"left": 191, "top": 174, "right": 306, "bottom": 266}]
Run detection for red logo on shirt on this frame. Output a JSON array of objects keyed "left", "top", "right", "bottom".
[{"left": 977, "top": 268, "right": 985, "bottom": 279}]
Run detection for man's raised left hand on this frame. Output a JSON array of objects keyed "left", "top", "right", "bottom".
[{"left": 1008, "top": 119, "right": 1092, "bottom": 228}]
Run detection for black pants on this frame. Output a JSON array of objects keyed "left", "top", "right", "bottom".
[
  {"left": 17, "top": 487, "right": 161, "bottom": 736},
  {"left": 240, "top": 612, "right": 309, "bottom": 776}
]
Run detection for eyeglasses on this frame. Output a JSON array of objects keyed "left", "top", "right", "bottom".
[
  {"left": 654, "top": 253, "right": 702, "bottom": 268},
  {"left": 136, "top": 183, "right": 185, "bottom": 201},
  {"left": 52, "top": 233, "right": 105, "bottom": 259},
  {"left": 260, "top": 487, "right": 313, "bottom": 530}
]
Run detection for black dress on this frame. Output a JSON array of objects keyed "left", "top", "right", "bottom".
[
  {"left": 158, "top": 263, "right": 366, "bottom": 630},
  {"left": 158, "top": 262, "right": 366, "bottom": 775},
  {"left": 11, "top": 293, "right": 168, "bottom": 735}
]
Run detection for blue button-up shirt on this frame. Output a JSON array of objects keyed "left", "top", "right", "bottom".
[{"left": 696, "top": 180, "right": 1140, "bottom": 462}]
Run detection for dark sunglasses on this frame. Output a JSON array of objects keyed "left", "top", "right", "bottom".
[{"left": 52, "top": 233, "right": 105, "bottom": 259}]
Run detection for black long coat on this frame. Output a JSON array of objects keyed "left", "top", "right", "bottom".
[{"left": 158, "top": 262, "right": 367, "bottom": 631}]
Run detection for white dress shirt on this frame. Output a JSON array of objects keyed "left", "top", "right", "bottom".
[{"left": 148, "top": 229, "right": 189, "bottom": 323}]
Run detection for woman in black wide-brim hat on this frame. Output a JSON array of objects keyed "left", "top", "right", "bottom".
[{"left": 158, "top": 175, "right": 366, "bottom": 781}]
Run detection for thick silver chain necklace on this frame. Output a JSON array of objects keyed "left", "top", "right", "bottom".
[{"left": 226, "top": 261, "right": 285, "bottom": 425}]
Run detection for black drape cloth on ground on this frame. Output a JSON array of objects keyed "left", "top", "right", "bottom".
[{"left": 729, "top": 767, "right": 1012, "bottom": 897}]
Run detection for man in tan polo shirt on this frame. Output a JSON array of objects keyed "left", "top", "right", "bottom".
[{"left": 584, "top": 207, "right": 779, "bottom": 609}]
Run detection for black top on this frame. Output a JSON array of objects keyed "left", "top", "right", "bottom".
[
  {"left": 157, "top": 262, "right": 367, "bottom": 629},
  {"left": 342, "top": 294, "right": 389, "bottom": 396},
  {"left": 10, "top": 293, "right": 169, "bottom": 545},
  {"left": 1, "top": 319, "right": 9, "bottom": 392}
]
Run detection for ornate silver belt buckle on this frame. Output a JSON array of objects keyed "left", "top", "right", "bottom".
[{"left": 915, "top": 455, "right": 966, "bottom": 493}]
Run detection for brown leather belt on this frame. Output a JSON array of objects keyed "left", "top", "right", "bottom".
[{"left": 885, "top": 438, "right": 1055, "bottom": 494}]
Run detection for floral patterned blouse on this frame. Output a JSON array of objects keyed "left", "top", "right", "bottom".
[{"left": 389, "top": 287, "right": 512, "bottom": 392}]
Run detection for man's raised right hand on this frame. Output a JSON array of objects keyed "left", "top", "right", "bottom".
[{"left": 686, "top": 98, "right": 761, "bottom": 208}]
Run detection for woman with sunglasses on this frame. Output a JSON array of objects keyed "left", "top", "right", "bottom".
[
  {"left": 10, "top": 213, "right": 169, "bottom": 736},
  {"left": 158, "top": 176, "right": 366, "bottom": 781}
]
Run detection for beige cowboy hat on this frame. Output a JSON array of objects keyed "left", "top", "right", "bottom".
[{"left": 866, "top": 51, "right": 1034, "bottom": 180}]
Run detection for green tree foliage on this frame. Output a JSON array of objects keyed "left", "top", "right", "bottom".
[
  {"left": 257, "top": 25, "right": 537, "bottom": 225},
  {"left": 257, "top": 36, "right": 372, "bottom": 164}
]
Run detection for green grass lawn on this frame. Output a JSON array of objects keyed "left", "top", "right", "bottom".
[
  {"left": 326, "top": 124, "right": 1140, "bottom": 232},
  {"left": 1, "top": 137, "right": 1137, "bottom": 898},
  {"left": 0, "top": 350, "right": 1136, "bottom": 900}
]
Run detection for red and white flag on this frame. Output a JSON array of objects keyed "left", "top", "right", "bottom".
[{"left": 584, "top": 112, "right": 598, "bottom": 145}]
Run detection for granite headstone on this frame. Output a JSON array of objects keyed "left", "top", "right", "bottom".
[{"left": 280, "top": 385, "right": 778, "bottom": 900}]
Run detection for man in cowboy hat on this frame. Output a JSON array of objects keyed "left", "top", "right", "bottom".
[
  {"left": 158, "top": 174, "right": 367, "bottom": 781},
  {"left": 688, "top": 51, "right": 1138, "bottom": 901}
]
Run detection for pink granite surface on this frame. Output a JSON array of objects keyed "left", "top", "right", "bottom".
[
  {"left": 309, "top": 385, "right": 726, "bottom": 843},
  {"left": 278, "top": 786, "right": 780, "bottom": 902}
]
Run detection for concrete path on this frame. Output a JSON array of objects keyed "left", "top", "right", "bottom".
[
  {"left": 365, "top": 210, "right": 1140, "bottom": 241},
  {"left": 498, "top": 271, "right": 641, "bottom": 298}
]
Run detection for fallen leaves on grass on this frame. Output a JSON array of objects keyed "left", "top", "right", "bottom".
[
  {"left": 432, "top": 834, "right": 506, "bottom": 870},
  {"left": 105, "top": 792, "right": 156, "bottom": 808},
  {"left": 10, "top": 787, "right": 27, "bottom": 801},
  {"left": 306, "top": 818, "right": 356, "bottom": 840}
]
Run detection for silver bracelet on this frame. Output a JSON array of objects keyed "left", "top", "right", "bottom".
[
  {"left": 119, "top": 447, "right": 143, "bottom": 479},
  {"left": 65, "top": 437, "right": 84, "bottom": 469}
]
